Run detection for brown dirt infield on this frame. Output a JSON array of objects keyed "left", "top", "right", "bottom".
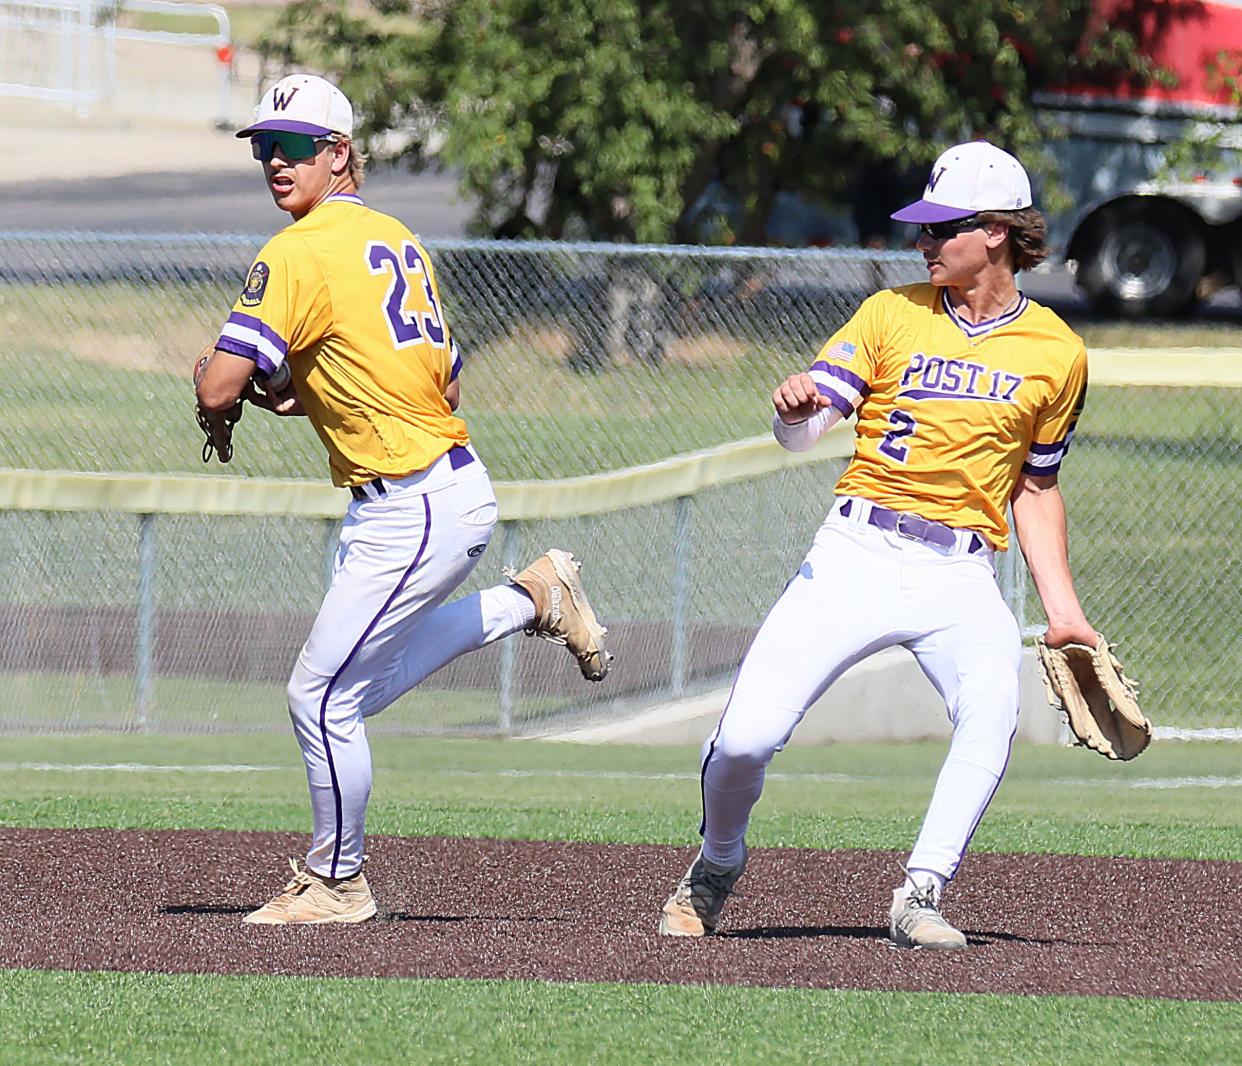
[{"left": 3, "top": 828, "right": 1238, "bottom": 1000}]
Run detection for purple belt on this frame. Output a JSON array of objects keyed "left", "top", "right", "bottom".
[
  {"left": 349, "top": 445, "right": 474, "bottom": 501},
  {"left": 839, "top": 498, "right": 987, "bottom": 555}
]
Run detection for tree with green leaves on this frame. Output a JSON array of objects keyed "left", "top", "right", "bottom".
[{"left": 260, "top": 0, "right": 1159, "bottom": 244}]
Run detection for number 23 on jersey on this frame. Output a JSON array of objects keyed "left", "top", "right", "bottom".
[{"left": 366, "top": 240, "right": 446, "bottom": 350}]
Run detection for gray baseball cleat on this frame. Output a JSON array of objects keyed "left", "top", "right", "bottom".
[
  {"left": 889, "top": 880, "right": 967, "bottom": 949},
  {"left": 659, "top": 846, "right": 747, "bottom": 936}
]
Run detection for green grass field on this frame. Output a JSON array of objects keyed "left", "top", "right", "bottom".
[
  {"left": 1, "top": 734, "right": 1240, "bottom": 1063},
  {"left": 3, "top": 734, "right": 1241, "bottom": 857},
  {"left": 3, "top": 971, "right": 1238, "bottom": 1066},
  {"left": 0, "top": 670, "right": 569, "bottom": 736},
  {"left": 1, "top": 273, "right": 1239, "bottom": 1060},
  {"left": 5, "top": 343, "right": 1237, "bottom": 730}
]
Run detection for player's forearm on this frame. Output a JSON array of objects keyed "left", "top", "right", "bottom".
[
  {"left": 772, "top": 407, "right": 840, "bottom": 452},
  {"left": 1011, "top": 480, "right": 1090, "bottom": 631},
  {"left": 196, "top": 349, "right": 254, "bottom": 411}
]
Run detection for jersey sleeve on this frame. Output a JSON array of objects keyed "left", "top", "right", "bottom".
[
  {"left": 448, "top": 336, "right": 463, "bottom": 383},
  {"left": 215, "top": 234, "right": 330, "bottom": 376},
  {"left": 1023, "top": 345, "right": 1088, "bottom": 477},
  {"left": 807, "top": 293, "right": 886, "bottom": 417}
]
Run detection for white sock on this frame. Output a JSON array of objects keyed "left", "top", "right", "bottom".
[
  {"left": 898, "top": 868, "right": 946, "bottom": 900},
  {"left": 491, "top": 583, "right": 536, "bottom": 629},
  {"left": 701, "top": 843, "right": 745, "bottom": 870}
]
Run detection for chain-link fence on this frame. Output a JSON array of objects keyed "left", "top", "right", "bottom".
[{"left": 0, "top": 232, "right": 1236, "bottom": 737}]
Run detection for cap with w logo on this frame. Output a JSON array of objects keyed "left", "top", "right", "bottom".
[
  {"left": 890, "top": 140, "right": 1032, "bottom": 223},
  {"left": 235, "top": 73, "right": 354, "bottom": 139}
]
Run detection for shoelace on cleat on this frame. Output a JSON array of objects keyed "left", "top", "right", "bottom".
[
  {"left": 896, "top": 863, "right": 950, "bottom": 923},
  {"left": 502, "top": 562, "right": 608, "bottom": 660},
  {"left": 691, "top": 864, "right": 743, "bottom": 910}
]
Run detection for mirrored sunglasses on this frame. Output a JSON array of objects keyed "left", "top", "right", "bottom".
[
  {"left": 918, "top": 216, "right": 984, "bottom": 241},
  {"left": 250, "top": 131, "right": 336, "bottom": 163}
]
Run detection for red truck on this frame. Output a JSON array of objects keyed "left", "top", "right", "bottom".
[{"left": 1039, "top": 0, "right": 1242, "bottom": 315}]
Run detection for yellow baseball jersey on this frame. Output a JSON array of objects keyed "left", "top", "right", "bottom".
[
  {"left": 216, "top": 193, "right": 468, "bottom": 487},
  {"left": 810, "top": 283, "right": 1087, "bottom": 550}
]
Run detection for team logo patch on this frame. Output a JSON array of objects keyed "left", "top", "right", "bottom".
[
  {"left": 468, "top": 544, "right": 487, "bottom": 558},
  {"left": 240, "top": 261, "right": 270, "bottom": 307}
]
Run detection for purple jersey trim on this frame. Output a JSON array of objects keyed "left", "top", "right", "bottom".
[
  {"left": 942, "top": 289, "right": 1029, "bottom": 337},
  {"left": 226, "top": 311, "right": 290, "bottom": 356},
  {"left": 811, "top": 360, "right": 870, "bottom": 396},
  {"left": 816, "top": 384, "right": 857, "bottom": 418},
  {"left": 897, "top": 388, "right": 1015, "bottom": 403},
  {"left": 214, "top": 336, "right": 260, "bottom": 361},
  {"left": 214, "top": 336, "right": 276, "bottom": 377},
  {"left": 1022, "top": 458, "right": 1063, "bottom": 477},
  {"left": 1027, "top": 438, "right": 1067, "bottom": 455}
]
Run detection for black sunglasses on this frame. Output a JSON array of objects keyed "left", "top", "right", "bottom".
[
  {"left": 250, "top": 130, "right": 337, "bottom": 163},
  {"left": 918, "top": 216, "right": 985, "bottom": 241}
]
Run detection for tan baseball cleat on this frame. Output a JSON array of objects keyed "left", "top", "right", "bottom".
[
  {"left": 658, "top": 847, "right": 747, "bottom": 937},
  {"left": 507, "top": 549, "right": 612, "bottom": 681},
  {"left": 889, "top": 882, "right": 967, "bottom": 949},
  {"left": 243, "top": 858, "right": 377, "bottom": 925}
]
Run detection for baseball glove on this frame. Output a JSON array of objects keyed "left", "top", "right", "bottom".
[
  {"left": 193, "top": 348, "right": 242, "bottom": 465},
  {"left": 196, "top": 401, "right": 242, "bottom": 464},
  {"left": 1036, "top": 636, "right": 1151, "bottom": 760}
]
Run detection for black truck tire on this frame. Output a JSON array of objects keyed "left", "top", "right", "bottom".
[{"left": 1075, "top": 201, "right": 1206, "bottom": 317}]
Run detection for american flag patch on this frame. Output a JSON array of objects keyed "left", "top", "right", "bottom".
[{"left": 825, "top": 340, "right": 856, "bottom": 363}]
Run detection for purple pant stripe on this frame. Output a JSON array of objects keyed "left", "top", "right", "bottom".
[
  {"left": 320, "top": 492, "right": 433, "bottom": 877},
  {"left": 697, "top": 559, "right": 804, "bottom": 839},
  {"left": 698, "top": 672, "right": 742, "bottom": 838}
]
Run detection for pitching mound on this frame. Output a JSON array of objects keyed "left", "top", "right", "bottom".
[{"left": 4, "top": 828, "right": 1237, "bottom": 1000}]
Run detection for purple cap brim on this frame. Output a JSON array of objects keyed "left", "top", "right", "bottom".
[
  {"left": 890, "top": 200, "right": 978, "bottom": 223},
  {"left": 235, "top": 118, "right": 336, "bottom": 139}
]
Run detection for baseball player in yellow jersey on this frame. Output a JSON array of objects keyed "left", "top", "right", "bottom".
[
  {"left": 659, "top": 141, "right": 1099, "bottom": 949},
  {"left": 194, "top": 74, "right": 611, "bottom": 925}
]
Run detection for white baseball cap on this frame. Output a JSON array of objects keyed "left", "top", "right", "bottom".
[
  {"left": 891, "top": 140, "right": 1032, "bottom": 223},
  {"left": 236, "top": 74, "right": 353, "bottom": 139}
]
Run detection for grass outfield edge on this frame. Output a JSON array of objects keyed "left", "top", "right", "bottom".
[
  {"left": 0, "top": 970, "right": 1239, "bottom": 1066},
  {"left": 1, "top": 808, "right": 1240, "bottom": 863}
]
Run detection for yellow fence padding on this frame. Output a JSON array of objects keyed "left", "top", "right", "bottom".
[
  {"left": 0, "top": 424, "right": 855, "bottom": 521},
  {"left": 1088, "top": 347, "right": 1242, "bottom": 387},
  {"left": 1, "top": 350, "right": 1237, "bottom": 520}
]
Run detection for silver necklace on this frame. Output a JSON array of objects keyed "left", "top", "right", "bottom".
[{"left": 964, "top": 292, "right": 1022, "bottom": 348}]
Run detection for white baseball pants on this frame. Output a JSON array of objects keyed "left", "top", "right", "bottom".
[
  {"left": 699, "top": 498, "right": 1022, "bottom": 883},
  {"left": 287, "top": 447, "right": 534, "bottom": 878}
]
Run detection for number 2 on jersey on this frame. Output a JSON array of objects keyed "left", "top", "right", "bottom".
[
  {"left": 879, "top": 409, "right": 917, "bottom": 462},
  {"left": 366, "top": 241, "right": 446, "bottom": 349}
]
